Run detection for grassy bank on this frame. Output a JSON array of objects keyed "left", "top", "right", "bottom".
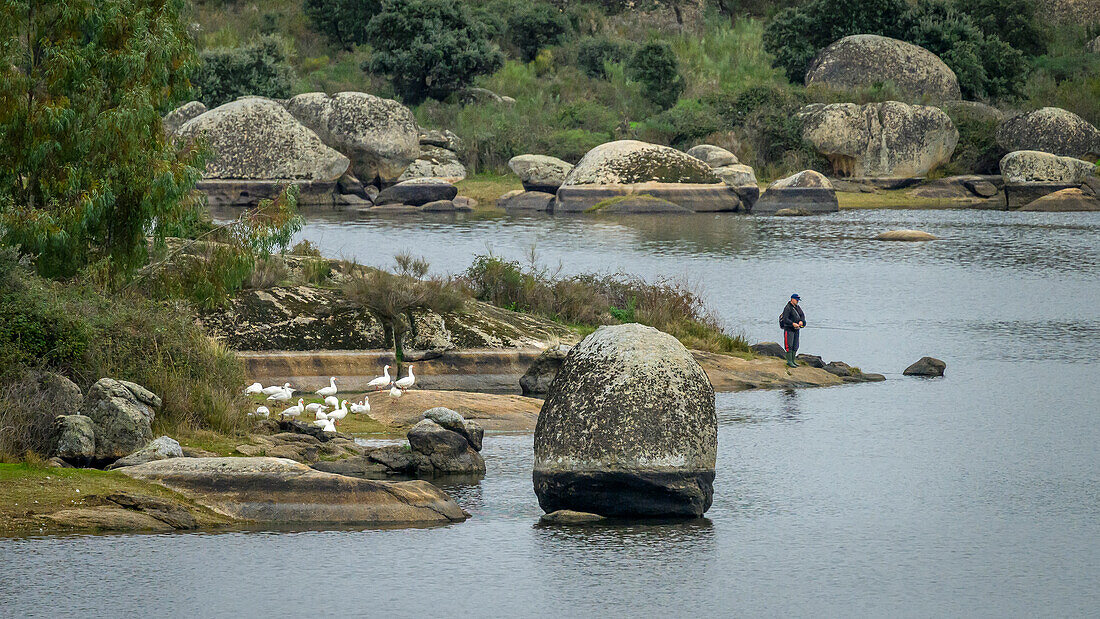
[{"left": 0, "top": 463, "right": 231, "bottom": 535}]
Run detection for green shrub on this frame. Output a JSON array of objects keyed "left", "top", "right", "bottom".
[
  {"left": 507, "top": 4, "right": 569, "bottom": 62},
  {"left": 576, "top": 36, "right": 632, "bottom": 79},
  {"left": 366, "top": 0, "right": 504, "bottom": 103},
  {"left": 303, "top": 0, "right": 381, "bottom": 49},
  {"left": 955, "top": 0, "right": 1046, "bottom": 57},
  {"left": 194, "top": 35, "right": 295, "bottom": 107},
  {"left": 638, "top": 99, "right": 725, "bottom": 147},
  {"left": 626, "top": 42, "right": 685, "bottom": 110},
  {"left": 941, "top": 105, "right": 1004, "bottom": 175}
]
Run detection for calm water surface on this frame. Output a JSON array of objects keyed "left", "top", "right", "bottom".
[{"left": 2, "top": 209, "right": 1098, "bottom": 617}]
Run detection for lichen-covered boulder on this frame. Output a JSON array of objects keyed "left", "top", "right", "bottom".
[
  {"left": 422, "top": 407, "right": 484, "bottom": 452},
  {"left": 520, "top": 345, "right": 570, "bottom": 396},
  {"left": 419, "top": 129, "right": 462, "bottom": 151},
  {"left": 177, "top": 98, "right": 349, "bottom": 181},
  {"left": 286, "top": 92, "right": 420, "bottom": 185},
  {"left": 508, "top": 155, "right": 574, "bottom": 192},
  {"left": 1000, "top": 150, "right": 1096, "bottom": 183},
  {"left": 754, "top": 170, "right": 838, "bottom": 214},
  {"left": 686, "top": 144, "right": 739, "bottom": 167},
  {"left": 407, "top": 418, "right": 485, "bottom": 474},
  {"left": 163, "top": 101, "right": 207, "bottom": 135},
  {"left": 712, "top": 163, "right": 757, "bottom": 188},
  {"left": 84, "top": 378, "right": 161, "bottom": 460},
  {"left": 53, "top": 415, "right": 96, "bottom": 464},
  {"left": 799, "top": 102, "right": 958, "bottom": 178},
  {"left": 805, "top": 35, "right": 961, "bottom": 102},
  {"left": 397, "top": 146, "right": 467, "bottom": 183},
  {"left": 996, "top": 107, "right": 1100, "bottom": 159},
  {"left": 533, "top": 324, "right": 717, "bottom": 518},
  {"left": 562, "top": 140, "right": 720, "bottom": 186}
]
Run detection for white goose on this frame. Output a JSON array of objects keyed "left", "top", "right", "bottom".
[
  {"left": 315, "top": 418, "right": 336, "bottom": 432},
  {"left": 251, "top": 405, "right": 270, "bottom": 418},
  {"left": 324, "top": 396, "right": 339, "bottom": 409},
  {"left": 280, "top": 399, "right": 305, "bottom": 419},
  {"left": 267, "top": 387, "right": 293, "bottom": 402},
  {"left": 395, "top": 366, "right": 415, "bottom": 390},
  {"left": 305, "top": 402, "right": 328, "bottom": 414},
  {"left": 316, "top": 377, "right": 338, "bottom": 398},
  {"left": 389, "top": 385, "right": 403, "bottom": 399},
  {"left": 350, "top": 398, "right": 370, "bottom": 414},
  {"left": 367, "top": 366, "right": 392, "bottom": 390},
  {"left": 314, "top": 409, "right": 329, "bottom": 421},
  {"left": 244, "top": 382, "right": 264, "bottom": 395},
  {"left": 262, "top": 382, "right": 291, "bottom": 396},
  {"left": 328, "top": 400, "right": 348, "bottom": 423}
]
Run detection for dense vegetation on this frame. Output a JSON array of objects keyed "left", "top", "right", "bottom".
[{"left": 184, "top": 0, "right": 1099, "bottom": 180}]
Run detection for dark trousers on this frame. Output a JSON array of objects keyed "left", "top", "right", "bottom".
[{"left": 783, "top": 329, "right": 799, "bottom": 354}]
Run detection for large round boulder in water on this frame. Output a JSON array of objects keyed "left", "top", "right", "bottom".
[
  {"left": 561, "top": 140, "right": 719, "bottom": 186},
  {"left": 533, "top": 324, "right": 717, "bottom": 518},
  {"left": 177, "top": 98, "right": 349, "bottom": 181},
  {"left": 805, "top": 35, "right": 961, "bottom": 102},
  {"left": 799, "top": 102, "right": 958, "bottom": 178},
  {"left": 286, "top": 92, "right": 420, "bottom": 185},
  {"left": 996, "top": 107, "right": 1100, "bottom": 159}
]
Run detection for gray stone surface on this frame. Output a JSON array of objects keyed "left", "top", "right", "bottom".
[
  {"left": 108, "top": 436, "right": 184, "bottom": 469},
  {"left": 163, "top": 101, "right": 207, "bottom": 135},
  {"left": 686, "top": 144, "right": 739, "bottom": 167},
  {"left": 178, "top": 98, "right": 349, "bottom": 181},
  {"left": 562, "top": 140, "right": 720, "bottom": 186},
  {"left": 805, "top": 35, "right": 961, "bottom": 101},
  {"left": 419, "top": 129, "right": 462, "bottom": 151},
  {"left": 375, "top": 179, "right": 457, "bottom": 206},
  {"left": 520, "top": 345, "right": 571, "bottom": 396},
  {"left": 1000, "top": 150, "right": 1096, "bottom": 184},
  {"left": 754, "top": 170, "right": 838, "bottom": 214},
  {"left": 286, "top": 92, "right": 420, "bottom": 185},
  {"left": 84, "top": 378, "right": 159, "bottom": 460},
  {"left": 397, "top": 146, "right": 467, "bottom": 183},
  {"left": 533, "top": 324, "right": 717, "bottom": 518},
  {"left": 1017, "top": 188, "right": 1100, "bottom": 211},
  {"left": 555, "top": 183, "right": 741, "bottom": 213},
  {"left": 996, "top": 107, "right": 1100, "bottom": 158},
  {"left": 903, "top": 357, "right": 946, "bottom": 377},
  {"left": 799, "top": 102, "right": 958, "bottom": 178},
  {"left": 53, "top": 414, "right": 96, "bottom": 464},
  {"left": 508, "top": 154, "right": 574, "bottom": 192},
  {"left": 497, "top": 190, "right": 556, "bottom": 211},
  {"left": 540, "top": 509, "right": 605, "bottom": 524},
  {"left": 750, "top": 342, "right": 786, "bottom": 358}
]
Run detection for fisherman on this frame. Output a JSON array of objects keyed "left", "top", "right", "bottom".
[{"left": 779, "top": 294, "right": 805, "bottom": 368}]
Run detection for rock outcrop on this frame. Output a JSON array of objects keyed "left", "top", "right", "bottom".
[
  {"left": 996, "top": 107, "right": 1100, "bottom": 159},
  {"left": 556, "top": 183, "right": 742, "bottom": 213},
  {"left": 686, "top": 144, "right": 739, "bottom": 167},
  {"left": 163, "top": 101, "right": 207, "bottom": 135},
  {"left": 999, "top": 150, "right": 1096, "bottom": 184},
  {"left": 533, "top": 324, "right": 717, "bottom": 518},
  {"left": 563, "top": 140, "right": 719, "bottom": 186},
  {"left": 120, "top": 457, "right": 467, "bottom": 524},
  {"left": 53, "top": 415, "right": 97, "bottom": 465},
  {"left": 1017, "top": 188, "right": 1100, "bottom": 211},
  {"left": 754, "top": 170, "right": 838, "bottom": 214},
  {"left": 108, "top": 436, "right": 184, "bottom": 469},
  {"left": 903, "top": 357, "right": 946, "bottom": 377},
  {"left": 508, "top": 155, "right": 574, "bottom": 192},
  {"left": 178, "top": 98, "right": 349, "bottom": 182},
  {"left": 520, "top": 344, "right": 571, "bottom": 396},
  {"left": 374, "top": 178, "right": 458, "bottom": 206},
  {"left": 286, "top": 91, "right": 420, "bottom": 185},
  {"left": 805, "top": 35, "right": 961, "bottom": 102},
  {"left": 799, "top": 101, "right": 958, "bottom": 178},
  {"left": 84, "top": 378, "right": 161, "bottom": 460},
  {"left": 397, "top": 146, "right": 466, "bottom": 183},
  {"left": 497, "top": 190, "right": 556, "bottom": 211}
]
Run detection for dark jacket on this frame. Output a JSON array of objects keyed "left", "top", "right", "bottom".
[{"left": 779, "top": 301, "right": 805, "bottom": 331}]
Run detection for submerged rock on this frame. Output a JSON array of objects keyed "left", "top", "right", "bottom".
[
  {"left": 875, "top": 229, "right": 937, "bottom": 241},
  {"left": 799, "top": 101, "right": 958, "bottom": 179},
  {"left": 588, "top": 194, "right": 691, "bottom": 214},
  {"left": 540, "top": 510, "right": 605, "bottom": 524},
  {"left": 903, "top": 357, "right": 946, "bottom": 377},
  {"left": 375, "top": 178, "right": 458, "bottom": 206},
  {"left": 533, "top": 324, "right": 717, "bottom": 518},
  {"left": 805, "top": 35, "right": 961, "bottom": 102}
]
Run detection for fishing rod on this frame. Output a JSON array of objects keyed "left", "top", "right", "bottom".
[{"left": 798, "top": 325, "right": 862, "bottom": 332}]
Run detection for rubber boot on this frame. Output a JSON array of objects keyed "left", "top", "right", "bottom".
[{"left": 785, "top": 351, "right": 798, "bottom": 368}]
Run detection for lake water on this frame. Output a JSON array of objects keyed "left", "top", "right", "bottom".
[{"left": 3, "top": 209, "right": 1098, "bottom": 617}]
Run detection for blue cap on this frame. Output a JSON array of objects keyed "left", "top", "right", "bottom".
[{"left": 791, "top": 294, "right": 800, "bottom": 300}]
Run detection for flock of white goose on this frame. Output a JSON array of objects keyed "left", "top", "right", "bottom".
[{"left": 245, "top": 364, "right": 415, "bottom": 431}]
